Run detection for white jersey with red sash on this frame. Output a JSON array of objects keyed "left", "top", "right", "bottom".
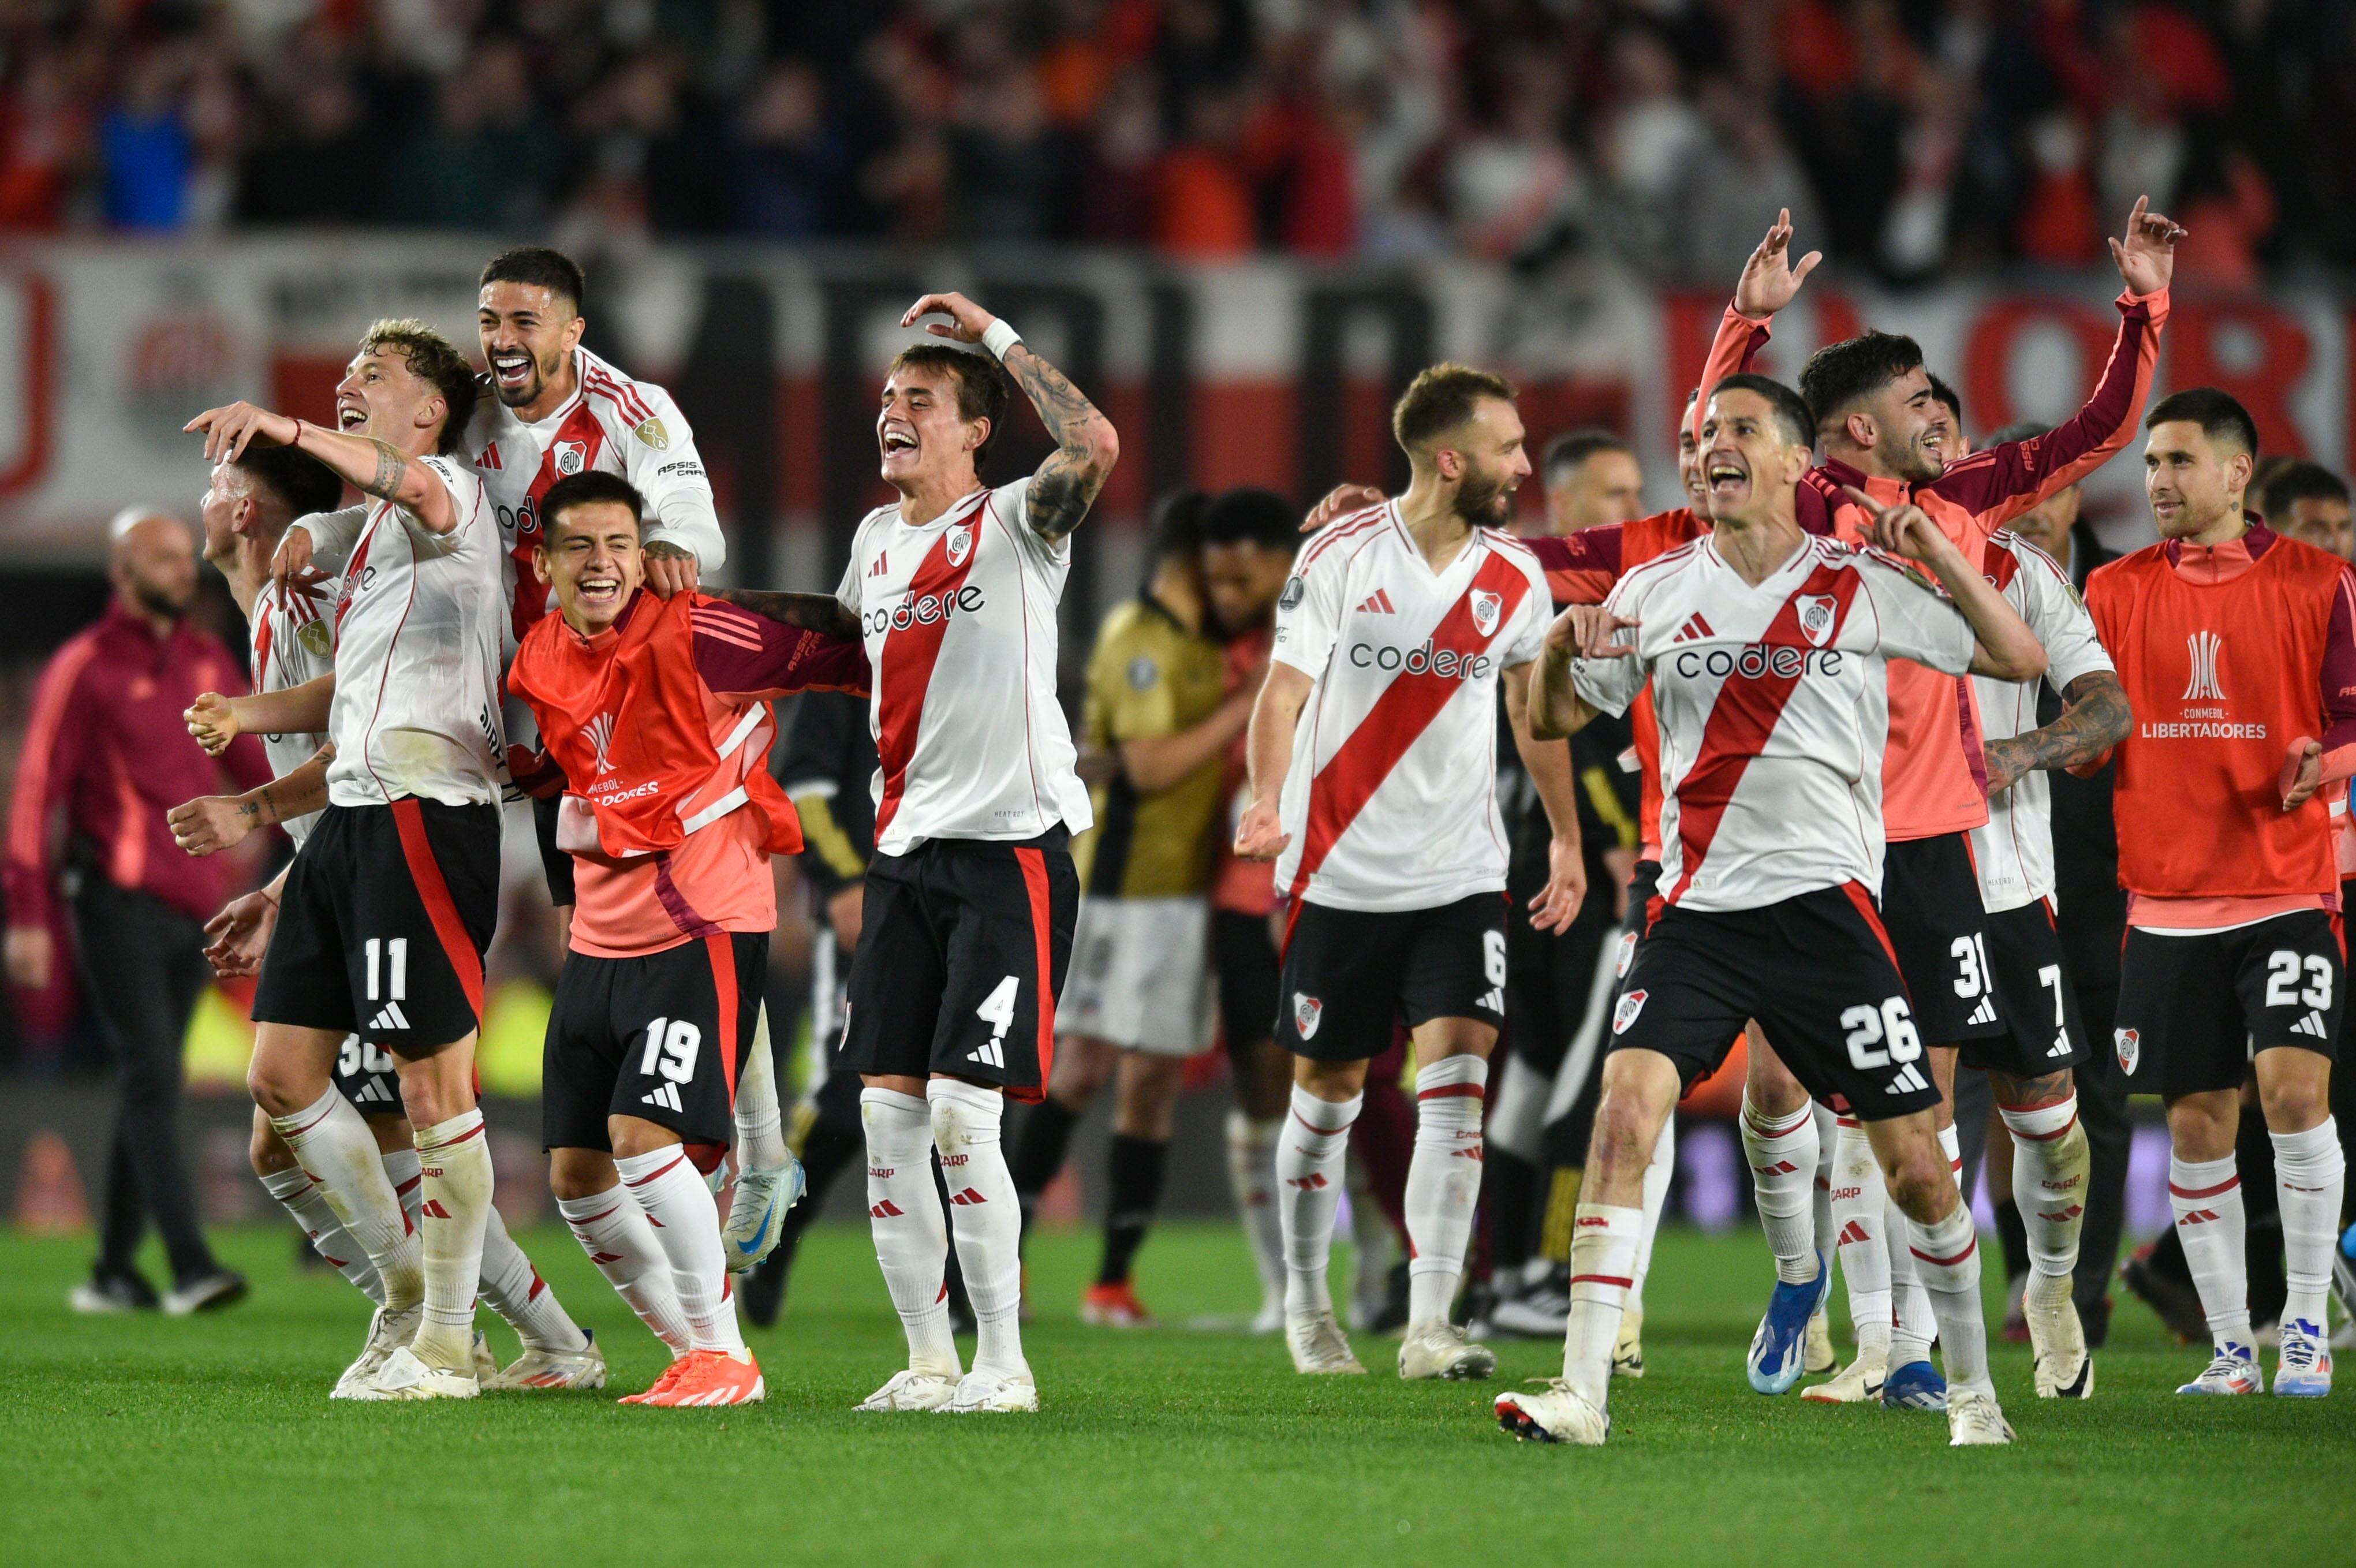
[{"left": 1270, "top": 503, "right": 1551, "bottom": 913}]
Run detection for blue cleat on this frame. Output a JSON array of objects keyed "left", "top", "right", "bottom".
[
  {"left": 1747, "top": 1253, "right": 1831, "bottom": 1394},
  {"left": 1881, "top": 1358, "right": 1948, "bottom": 1410},
  {"left": 723, "top": 1151, "right": 807, "bottom": 1276}
]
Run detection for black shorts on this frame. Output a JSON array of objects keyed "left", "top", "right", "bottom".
[
  {"left": 1964, "top": 899, "right": 2090, "bottom": 1078},
  {"left": 2114, "top": 912, "right": 2344, "bottom": 1097},
  {"left": 1214, "top": 908, "right": 1281, "bottom": 1055},
  {"left": 1276, "top": 893, "right": 1507, "bottom": 1063},
  {"left": 332, "top": 1033, "right": 402, "bottom": 1113},
  {"left": 1504, "top": 834, "right": 1614, "bottom": 1080},
  {"left": 542, "top": 932, "right": 767, "bottom": 1149},
  {"left": 1607, "top": 883, "right": 1943, "bottom": 1121},
  {"left": 253, "top": 800, "right": 501, "bottom": 1051},
  {"left": 533, "top": 793, "right": 576, "bottom": 908},
  {"left": 838, "top": 831, "right": 1078, "bottom": 1102},
  {"left": 1882, "top": 832, "right": 2004, "bottom": 1043},
  {"left": 1610, "top": 860, "right": 1662, "bottom": 1000}
]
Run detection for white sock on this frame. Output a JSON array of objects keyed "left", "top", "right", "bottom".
[
  {"left": 269, "top": 1088, "right": 420, "bottom": 1309},
  {"left": 1938, "top": 1121, "right": 1962, "bottom": 1178},
  {"left": 260, "top": 1166, "right": 383, "bottom": 1303},
  {"left": 1278, "top": 1086, "right": 1360, "bottom": 1317},
  {"left": 2271, "top": 1120, "right": 2346, "bottom": 1332},
  {"left": 929, "top": 1079, "right": 1024, "bottom": 1379},
  {"left": 1562, "top": 1202, "right": 1641, "bottom": 1408},
  {"left": 1405, "top": 1055, "right": 1487, "bottom": 1326},
  {"left": 1225, "top": 1110, "right": 1287, "bottom": 1308},
  {"left": 2000, "top": 1097, "right": 2088, "bottom": 1281},
  {"left": 380, "top": 1145, "right": 424, "bottom": 1234},
  {"left": 1630, "top": 1115, "right": 1675, "bottom": 1313},
  {"left": 476, "top": 1202, "right": 587, "bottom": 1352},
  {"left": 412, "top": 1111, "right": 492, "bottom": 1368},
  {"left": 1810, "top": 1101, "right": 1838, "bottom": 1260},
  {"left": 557, "top": 1186, "right": 692, "bottom": 1356},
  {"left": 1741, "top": 1095, "right": 1822, "bottom": 1285},
  {"left": 617, "top": 1145, "right": 742, "bottom": 1356},
  {"left": 1829, "top": 1118, "right": 1891, "bottom": 1359},
  {"left": 732, "top": 1003, "right": 788, "bottom": 1171},
  {"left": 1888, "top": 1191, "right": 1935, "bottom": 1365},
  {"left": 860, "top": 1088, "right": 959, "bottom": 1377},
  {"left": 1905, "top": 1198, "right": 1989, "bottom": 1390},
  {"left": 2169, "top": 1152, "right": 2250, "bottom": 1352}
]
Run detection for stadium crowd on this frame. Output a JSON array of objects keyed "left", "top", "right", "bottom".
[{"left": 0, "top": 0, "right": 2350, "bottom": 282}]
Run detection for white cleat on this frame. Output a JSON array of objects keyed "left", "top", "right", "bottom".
[
  {"left": 331, "top": 1304, "right": 420, "bottom": 1400},
  {"left": 2178, "top": 1346, "right": 2264, "bottom": 1395},
  {"left": 1287, "top": 1309, "right": 1367, "bottom": 1375},
  {"left": 1399, "top": 1319, "right": 1496, "bottom": 1381},
  {"left": 1612, "top": 1303, "right": 1646, "bottom": 1380},
  {"left": 2273, "top": 1320, "right": 2332, "bottom": 1397},
  {"left": 486, "top": 1328, "right": 608, "bottom": 1391},
  {"left": 1496, "top": 1379, "right": 1610, "bottom": 1445},
  {"left": 470, "top": 1331, "right": 499, "bottom": 1383},
  {"left": 1804, "top": 1305, "right": 1836, "bottom": 1376},
  {"left": 1946, "top": 1384, "right": 2015, "bottom": 1446},
  {"left": 360, "top": 1345, "right": 481, "bottom": 1401},
  {"left": 723, "top": 1155, "right": 805, "bottom": 1276},
  {"left": 944, "top": 1367, "right": 1038, "bottom": 1413},
  {"left": 855, "top": 1367, "right": 962, "bottom": 1412},
  {"left": 1802, "top": 1346, "right": 1889, "bottom": 1405},
  {"left": 2025, "top": 1275, "right": 2093, "bottom": 1399}
]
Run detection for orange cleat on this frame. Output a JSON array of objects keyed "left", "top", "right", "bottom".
[
  {"left": 1080, "top": 1281, "right": 1157, "bottom": 1328},
  {"left": 619, "top": 1356, "right": 694, "bottom": 1405},
  {"left": 644, "top": 1349, "right": 766, "bottom": 1406}
]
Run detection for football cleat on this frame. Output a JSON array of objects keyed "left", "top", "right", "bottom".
[
  {"left": 1612, "top": 1302, "right": 1645, "bottom": 1379},
  {"left": 68, "top": 1273, "right": 158, "bottom": 1315},
  {"left": 1398, "top": 1319, "right": 1496, "bottom": 1380},
  {"left": 855, "top": 1367, "right": 962, "bottom": 1412},
  {"left": 1946, "top": 1384, "right": 2015, "bottom": 1446},
  {"left": 1286, "top": 1309, "right": 1366, "bottom": 1375},
  {"left": 487, "top": 1328, "right": 608, "bottom": 1391},
  {"left": 2273, "top": 1320, "right": 2332, "bottom": 1397},
  {"left": 2177, "top": 1344, "right": 2264, "bottom": 1395},
  {"left": 471, "top": 1331, "right": 499, "bottom": 1383},
  {"left": 358, "top": 1345, "right": 480, "bottom": 1401},
  {"left": 1489, "top": 1271, "right": 1571, "bottom": 1339},
  {"left": 1802, "top": 1346, "right": 1888, "bottom": 1405},
  {"left": 1882, "top": 1358, "right": 1948, "bottom": 1410},
  {"left": 160, "top": 1271, "right": 248, "bottom": 1317},
  {"left": 1804, "top": 1305, "right": 1836, "bottom": 1376},
  {"left": 723, "top": 1155, "right": 805, "bottom": 1276},
  {"left": 332, "top": 1304, "right": 420, "bottom": 1400},
  {"left": 2025, "top": 1274, "right": 2092, "bottom": 1398},
  {"left": 1495, "top": 1379, "right": 1610, "bottom": 1446},
  {"left": 1079, "top": 1281, "right": 1158, "bottom": 1328},
  {"left": 1746, "top": 1255, "right": 1831, "bottom": 1394},
  {"left": 621, "top": 1356, "right": 695, "bottom": 1406},
  {"left": 643, "top": 1349, "right": 764, "bottom": 1406},
  {"left": 944, "top": 1366, "right": 1037, "bottom": 1413}
]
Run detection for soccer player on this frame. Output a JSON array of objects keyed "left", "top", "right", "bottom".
[
  {"left": 2086, "top": 388, "right": 2349, "bottom": 1397},
  {"left": 469, "top": 246, "right": 793, "bottom": 1272},
  {"left": 1694, "top": 201, "right": 2174, "bottom": 1408},
  {"left": 1499, "top": 373, "right": 2045, "bottom": 1448},
  {"left": 1009, "top": 492, "right": 1248, "bottom": 1326},
  {"left": 182, "top": 319, "right": 514, "bottom": 1400},
  {"left": 170, "top": 445, "right": 605, "bottom": 1394},
  {"left": 1235, "top": 363, "right": 1586, "bottom": 1380},
  {"left": 714, "top": 291, "right": 1117, "bottom": 1413},
  {"left": 507, "top": 471, "right": 865, "bottom": 1405},
  {"left": 1540, "top": 431, "right": 1647, "bottom": 534}
]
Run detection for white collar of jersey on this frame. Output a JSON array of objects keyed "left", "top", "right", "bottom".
[
  {"left": 898, "top": 487, "right": 991, "bottom": 531},
  {"left": 1699, "top": 530, "right": 1814, "bottom": 588},
  {"left": 1384, "top": 502, "right": 1488, "bottom": 577}
]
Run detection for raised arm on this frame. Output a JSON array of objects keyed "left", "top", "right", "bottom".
[
  {"left": 1688, "top": 208, "right": 1817, "bottom": 449},
  {"left": 186, "top": 403, "right": 454, "bottom": 535},
  {"left": 900, "top": 292, "right": 1120, "bottom": 541}
]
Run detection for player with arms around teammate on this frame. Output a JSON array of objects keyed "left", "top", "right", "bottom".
[
  {"left": 718, "top": 292, "right": 1117, "bottom": 1413},
  {"left": 1235, "top": 365, "right": 1587, "bottom": 1380},
  {"left": 507, "top": 472, "right": 865, "bottom": 1405},
  {"left": 1500, "top": 375, "right": 2046, "bottom": 1448},
  {"left": 2087, "top": 389, "right": 2349, "bottom": 1398},
  {"left": 183, "top": 320, "right": 512, "bottom": 1401}
]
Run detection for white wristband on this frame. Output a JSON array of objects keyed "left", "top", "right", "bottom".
[{"left": 980, "top": 318, "right": 1022, "bottom": 361}]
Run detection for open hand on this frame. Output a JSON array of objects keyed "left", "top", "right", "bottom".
[
  {"left": 1527, "top": 835, "right": 1588, "bottom": 934},
  {"left": 2111, "top": 195, "right": 2186, "bottom": 298},
  {"left": 901, "top": 292, "right": 999, "bottom": 345},
  {"left": 269, "top": 527, "right": 327, "bottom": 610},
  {"left": 202, "top": 890, "right": 278, "bottom": 979},
  {"left": 1546, "top": 603, "right": 1641, "bottom": 659},
  {"left": 1300, "top": 483, "right": 1387, "bottom": 533},
  {"left": 185, "top": 402, "right": 299, "bottom": 464},
  {"left": 1734, "top": 208, "right": 1823, "bottom": 319},
  {"left": 1233, "top": 798, "right": 1290, "bottom": 861}
]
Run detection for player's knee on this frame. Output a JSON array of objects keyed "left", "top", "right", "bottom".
[
  {"left": 1880, "top": 1143, "right": 1954, "bottom": 1219},
  {"left": 249, "top": 1111, "right": 294, "bottom": 1177},
  {"left": 1587, "top": 1091, "right": 1659, "bottom": 1182},
  {"left": 546, "top": 1148, "right": 611, "bottom": 1202},
  {"left": 247, "top": 1055, "right": 308, "bottom": 1118},
  {"left": 2257, "top": 1069, "right": 2330, "bottom": 1132}
]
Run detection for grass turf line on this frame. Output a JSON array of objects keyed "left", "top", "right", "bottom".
[{"left": 2, "top": 1219, "right": 2350, "bottom": 1567}]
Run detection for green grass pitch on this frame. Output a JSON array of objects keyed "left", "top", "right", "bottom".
[{"left": 3, "top": 1219, "right": 2350, "bottom": 1567}]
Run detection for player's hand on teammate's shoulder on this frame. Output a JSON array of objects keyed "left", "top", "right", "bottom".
[
  {"left": 1547, "top": 603, "right": 1639, "bottom": 660},
  {"left": 1299, "top": 483, "right": 1386, "bottom": 533},
  {"left": 184, "top": 401, "right": 300, "bottom": 464},
  {"left": 168, "top": 795, "right": 252, "bottom": 858},
  {"left": 900, "top": 290, "right": 998, "bottom": 344},
  {"left": 2110, "top": 195, "right": 2186, "bottom": 297},
  {"left": 185, "top": 692, "right": 239, "bottom": 757},
  {"left": 1233, "top": 797, "right": 1289, "bottom": 861},
  {"left": 642, "top": 540, "right": 699, "bottom": 599},
  {"left": 1734, "top": 207, "right": 1822, "bottom": 319}
]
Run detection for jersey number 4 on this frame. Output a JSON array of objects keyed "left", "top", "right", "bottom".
[{"left": 969, "top": 975, "right": 1020, "bottom": 1070}]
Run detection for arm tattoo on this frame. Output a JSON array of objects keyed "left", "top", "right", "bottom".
[
  {"left": 710, "top": 588, "right": 860, "bottom": 641},
  {"left": 1984, "top": 670, "right": 2130, "bottom": 782},
  {"left": 360, "top": 438, "right": 409, "bottom": 503},
  {"left": 1002, "top": 342, "right": 1115, "bottom": 540},
  {"left": 644, "top": 540, "right": 690, "bottom": 560}
]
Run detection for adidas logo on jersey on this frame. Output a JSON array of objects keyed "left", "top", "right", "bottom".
[
  {"left": 1670, "top": 611, "right": 1715, "bottom": 644},
  {"left": 968, "top": 1038, "right": 1006, "bottom": 1069},
  {"left": 1356, "top": 589, "right": 1398, "bottom": 615},
  {"left": 1963, "top": 995, "right": 1998, "bottom": 1027},
  {"left": 1885, "top": 1062, "right": 1932, "bottom": 1095},
  {"left": 868, "top": 552, "right": 890, "bottom": 577},
  {"left": 641, "top": 1081, "right": 684, "bottom": 1113},
  {"left": 367, "top": 1002, "right": 410, "bottom": 1032},
  {"left": 2291, "top": 1010, "right": 2330, "bottom": 1039}
]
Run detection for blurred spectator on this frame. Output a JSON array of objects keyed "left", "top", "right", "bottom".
[
  {"left": 1154, "top": 82, "right": 1253, "bottom": 258},
  {"left": 734, "top": 60, "right": 843, "bottom": 238},
  {"left": 389, "top": 40, "right": 563, "bottom": 232},
  {"left": 100, "top": 47, "right": 188, "bottom": 231}
]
